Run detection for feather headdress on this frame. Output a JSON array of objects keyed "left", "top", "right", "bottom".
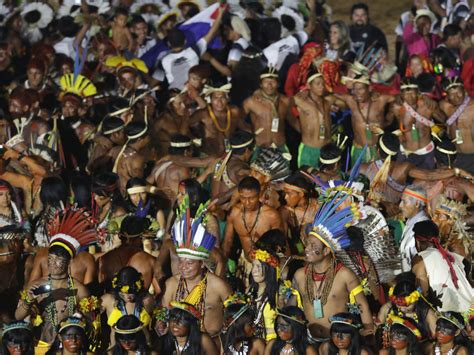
[
  {"left": 272, "top": 6, "right": 304, "bottom": 36},
  {"left": 251, "top": 148, "right": 291, "bottom": 182},
  {"left": 21, "top": 2, "right": 54, "bottom": 44},
  {"left": 48, "top": 207, "right": 97, "bottom": 258},
  {"left": 105, "top": 56, "right": 149, "bottom": 74},
  {"left": 171, "top": 196, "right": 217, "bottom": 260}
]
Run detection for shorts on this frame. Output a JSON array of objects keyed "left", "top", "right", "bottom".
[{"left": 298, "top": 143, "right": 321, "bottom": 169}]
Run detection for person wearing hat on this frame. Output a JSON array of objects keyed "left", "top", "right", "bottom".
[
  {"left": 159, "top": 301, "right": 218, "bottom": 354},
  {"left": 243, "top": 66, "right": 299, "bottom": 159},
  {"left": 15, "top": 208, "right": 95, "bottom": 345},
  {"left": 106, "top": 121, "right": 150, "bottom": 195},
  {"left": 335, "top": 74, "right": 396, "bottom": 165},
  {"left": 390, "top": 77, "right": 445, "bottom": 170},
  {"left": 189, "top": 80, "right": 249, "bottom": 157},
  {"left": 402, "top": 8, "right": 440, "bottom": 57},
  {"left": 379, "top": 315, "right": 424, "bottom": 354},
  {"left": 161, "top": 196, "right": 231, "bottom": 341},
  {"left": 412, "top": 220, "right": 474, "bottom": 313},
  {"left": 439, "top": 76, "right": 474, "bottom": 174},
  {"left": 223, "top": 15, "right": 251, "bottom": 71},
  {"left": 292, "top": 188, "right": 374, "bottom": 340},
  {"left": 293, "top": 68, "right": 334, "bottom": 169}
]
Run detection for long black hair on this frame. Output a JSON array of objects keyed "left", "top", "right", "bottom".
[
  {"left": 113, "top": 315, "right": 148, "bottom": 355},
  {"left": 46, "top": 323, "right": 89, "bottom": 355},
  {"left": 1, "top": 326, "right": 34, "bottom": 355},
  {"left": 112, "top": 266, "right": 146, "bottom": 306},
  {"left": 40, "top": 176, "right": 68, "bottom": 208},
  {"left": 328, "top": 313, "right": 363, "bottom": 355},
  {"left": 270, "top": 306, "right": 309, "bottom": 355},
  {"left": 69, "top": 172, "right": 92, "bottom": 210},
  {"left": 160, "top": 308, "right": 202, "bottom": 355},
  {"left": 388, "top": 323, "right": 421, "bottom": 355},
  {"left": 249, "top": 259, "right": 279, "bottom": 309},
  {"left": 436, "top": 313, "right": 470, "bottom": 349},
  {"left": 222, "top": 304, "right": 255, "bottom": 354}
]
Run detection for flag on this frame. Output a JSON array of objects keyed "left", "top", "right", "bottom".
[{"left": 141, "top": 3, "right": 222, "bottom": 70}]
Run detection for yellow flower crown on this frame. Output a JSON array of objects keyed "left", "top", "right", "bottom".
[
  {"left": 112, "top": 276, "right": 144, "bottom": 294},
  {"left": 250, "top": 249, "right": 281, "bottom": 279},
  {"left": 388, "top": 286, "right": 421, "bottom": 307}
]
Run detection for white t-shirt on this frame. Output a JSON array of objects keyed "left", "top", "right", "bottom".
[
  {"left": 263, "top": 31, "right": 308, "bottom": 70},
  {"left": 136, "top": 37, "right": 157, "bottom": 58},
  {"left": 54, "top": 37, "right": 76, "bottom": 58},
  {"left": 227, "top": 37, "right": 249, "bottom": 64},
  {"left": 160, "top": 38, "right": 207, "bottom": 90}
]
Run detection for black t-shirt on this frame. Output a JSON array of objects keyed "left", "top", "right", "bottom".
[{"left": 350, "top": 24, "right": 388, "bottom": 55}]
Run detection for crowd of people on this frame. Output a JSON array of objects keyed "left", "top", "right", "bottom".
[{"left": 0, "top": 0, "right": 472, "bottom": 353}]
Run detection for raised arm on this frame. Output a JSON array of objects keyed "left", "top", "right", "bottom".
[{"left": 202, "top": 6, "right": 225, "bottom": 45}]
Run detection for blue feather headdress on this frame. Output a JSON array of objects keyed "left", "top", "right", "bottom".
[
  {"left": 171, "top": 196, "right": 217, "bottom": 260},
  {"left": 308, "top": 188, "right": 361, "bottom": 253}
]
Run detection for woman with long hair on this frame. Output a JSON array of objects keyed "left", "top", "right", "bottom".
[
  {"left": 248, "top": 249, "right": 280, "bottom": 342},
  {"left": 221, "top": 298, "right": 265, "bottom": 354},
  {"left": 326, "top": 21, "right": 354, "bottom": 61},
  {"left": 112, "top": 315, "right": 149, "bottom": 355},
  {"left": 430, "top": 312, "right": 470, "bottom": 355},
  {"left": 69, "top": 173, "right": 92, "bottom": 210},
  {"left": 159, "top": 301, "right": 218, "bottom": 354},
  {"left": 103, "top": 266, "right": 154, "bottom": 349},
  {"left": 46, "top": 317, "right": 91, "bottom": 355},
  {"left": 319, "top": 312, "right": 370, "bottom": 355},
  {"left": 265, "top": 306, "right": 316, "bottom": 355},
  {"left": 1, "top": 321, "right": 34, "bottom": 355}
]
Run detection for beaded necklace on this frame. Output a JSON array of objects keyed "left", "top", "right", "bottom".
[
  {"left": 434, "top": 345, "right": 456, "bottom": 355},
  {"left": 228, "top": 341, "right": 249, "bottom": 355},
  {"left": 208, "top": 105, "right": 231, "bottom": 133},
  {"left": 45, "top": 275, "right": 76, "bottom": 331}
]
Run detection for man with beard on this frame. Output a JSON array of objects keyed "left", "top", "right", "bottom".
[
  {"left": 15, "top": 209, "right": 94, "bottom": 345},
  {"left": 349, "top": 3, "right": 387, "bottom": 54},
  {"left": 439, "top": 76, "right": 474, "bottom": 174},
  {"left": 243, "top": 67, "right": 299, "bottom": 158}
]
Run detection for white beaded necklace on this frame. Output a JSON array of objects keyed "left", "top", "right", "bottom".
[{"left": 435, "top": 345, "right": 455, "bottom": 355}]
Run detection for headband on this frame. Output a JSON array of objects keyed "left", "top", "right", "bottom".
[
  {"left": 379, "top": 138, "right": 398, "bottom": 156},
  {"left": 170, "top": 140, "right": 192, "bottom": 148},
  {"left": 260, "top": 73, "right": 279, "bottom": 80},
  {"left": 445, "top": 82, "right": 463, "bottom": 92},
  {"left": 127, "top": 128, "right": 147, "bottom": 140},
  {"left": 388, "top": 286, "right": 421, "bottom": 307},
  {"left": 103, "top": 125, "right": 124, "bottom": 135},
  {"left": 400, "top": 84, "right": 419, "bottom": 90},
  {"left": 402, "top": 188, "right": 428, "bottom": 203},
  {"left": 126, "top": 186, "right": 157, "bottom": 195},
  {"left": 436, "top": 146, "right": 456, "bottom": 155},
  {"left": 224, "top": 304, "right": 251, "bottom": 331},
  {"left": 202, "top": 83, "right": 232, "bottom": 97},
  {"left": 113, "top": 324, "right": 144, "bottom": 334},
  {"left": 319, "top": 156, "right": 341, "bottom": 165},
  {"left": 307, "top": 73, "right": 323, "bottom": 84},
  {"left": 329, "top": 315, "right": 361, "bottom": 329},
  {"left": 342, "top": 76, "right": 370, "bottom": 85},
  {"left": 283, "top": 183, "right": 306, "bottom": 194},
  {"left": 277, "top": 311, "right": 306, "bottom": 325},
  {"left": 231, "top": 138, "right": 254, "bottom": 149}
]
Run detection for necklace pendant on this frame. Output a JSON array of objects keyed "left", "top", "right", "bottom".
[
  {"left": 455, "top": 128, "right": 464, "bottom": 144},
  {"left": 271, "top": 117, "right": 279, "bottom": 132},
  {"left": 365, "top": 124, "right": 372, "bottom": 140},
  {"left": 411, "top": 124, "right": 419, "bottom": 141},
  {"left": 319, "top": 124, "right": 326, "bottom": 140},
  {"left": 224, "top": 138, "right": 231, "bottom": 152},
  {"left": 313, "top": 299, "right": 324, "bottom": 319}
]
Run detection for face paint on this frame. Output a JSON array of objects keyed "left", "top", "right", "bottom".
[
  {"left": 62, "top": 328, "right": 82, "bottom": 353},
  {"left": 331, "top": 332, "right": 351, "bottom": 349},
  {"left": 276, "top": 319, "right": 293, "bottom": 342},
  {"left": 391, "top": 331, "right": 408, "bottom": 350},
  {"left": 436, "top": 325, "right": 456, "bottom": 345}
]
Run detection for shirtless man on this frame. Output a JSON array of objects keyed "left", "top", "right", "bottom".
[
  {"left": 161, "top": 222, "right": 231, "bottom": 341},
  {"left": 88, "top": 116, "right": 125, "bottom": 172},
  {"left": 223, "top": 176, "right": 283, "bottom": 261},
  {"left": 280, "top": 172, "right": 319, "bottom": 255},
  {"left": 439, "top": 76, "right": 474, "bottom": 174},
  {"left": 390, "top": 77, "right": 445, "bottom": 169},
  {"left": 293, "top": 229, "right": 374, "bottom": 339},
  {"left": 190, "top": 83, "right": 249, "bottom": 157},
  {"left": 147, "top": 134, "right": 191, "bottom": 204},
  {"left": 293, "top": 70, "right": 333, "bottom": 168},
  {"left": 360, "top": 133, "right": 414, "bottom": 217},
  {"left": 211, "top": 130, "right": 254, "bottom": 203},
  {"left": 336, "top": 75, "right": 395, "bottom": 164},
  {"left": 28, "top": 248, "right": 96, "bottom": 286},
  {"left": 153, "top": 91, "right": 191, "bottom": 157},
  {"left": 98, "top": 215, "right": 157, "bottom": 291},
  {"left": 243, "top": 66, "right": 298, "bottom": 157},
  {"left": 108, "top": 121, "right": 149, "bottom": 195}
]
